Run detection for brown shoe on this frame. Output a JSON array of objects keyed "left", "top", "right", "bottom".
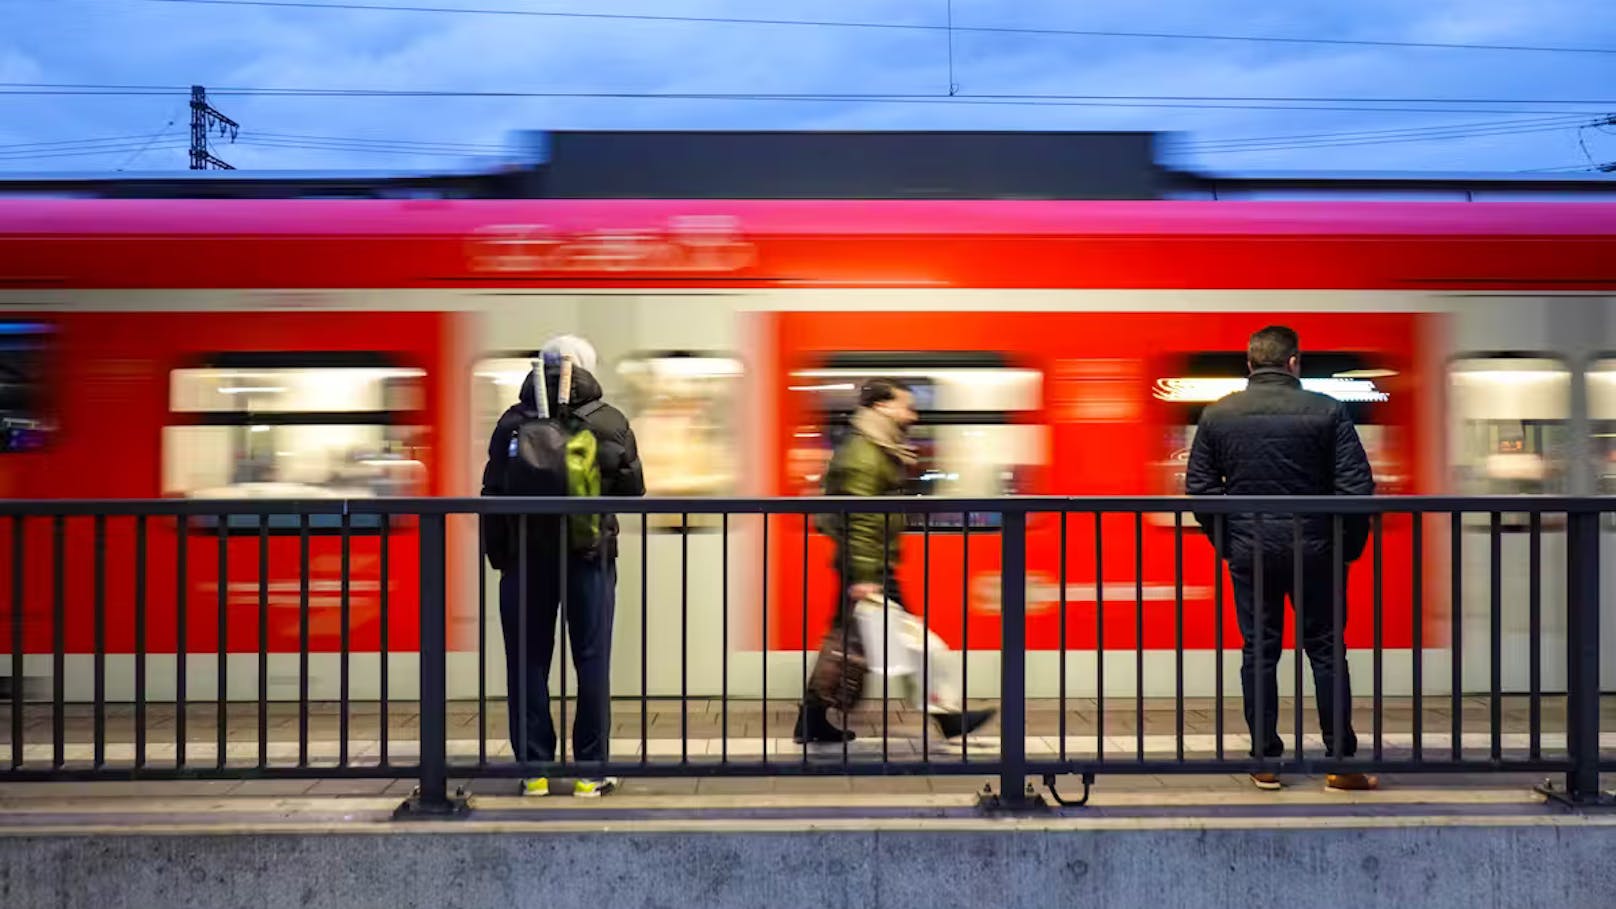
[
  {"left": 1250, "top": 772, "right": 1282, "bottom": 791},
  {"left": 1325, "top": 773, "right": 1379, "bottom": 792}
]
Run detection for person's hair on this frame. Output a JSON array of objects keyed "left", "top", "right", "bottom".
[
  {"left": 1247, "top": 325, "right": 1300, "bottom": 370},
  {"left": 540, "top": 334, "right": 598, "bottom": 372},
  {"left": 858, "top": 377, "right": 912, "bottom": 410}
]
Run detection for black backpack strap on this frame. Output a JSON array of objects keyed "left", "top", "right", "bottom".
[{"left": 573, "top": 400, "right": 606, "bottom": 420}]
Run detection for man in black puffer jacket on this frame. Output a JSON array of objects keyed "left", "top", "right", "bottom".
[
  {"left": 1186, "top": 325, "right": 1377, "bottom": 792},
  {"left": 481, "top": 334, "right": 643, "bottom": 798}
]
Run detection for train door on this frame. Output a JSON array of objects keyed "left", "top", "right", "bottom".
[{"left": 1447, "top": 353, "right": 1570, "bottom": 692}]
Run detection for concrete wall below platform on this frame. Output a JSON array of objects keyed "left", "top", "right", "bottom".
[{"left": 2, "top": 816, "right": 1613, "bottom": 909}]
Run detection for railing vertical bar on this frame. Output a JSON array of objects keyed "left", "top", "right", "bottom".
[
  {"left": 94, "top": 514, "right": 107, "bottom": 769},
  {"left": 1412, "top": 512, "right": 1423, "bottom": 761},
  {"left": 679, "top": 511, "right": 688, "bottom": 765},
  {"left": 1528, "top": 511, "right": 1542, "bottom": 761},
  {"left": 476, "top": 517, "right": 486, "bottom": 768},
  {"left": 1332, "top": 515, "right": 1345, "bottom": 764},
  {"left": 416, "top": 513, "right": 450, "bottom": 811},
  {"left": 1214, "top": 514, "right": 1224, "bottom": 761},
  {"left": 1450, "top": 511, "right": 1462, "bottom": 763},
  {"left": 1292, "top": 517, "right": 1305, "bottom": 767},
  {"left": 1134, "top": 512, "right": 1144, "bottom": 764},
  {"left": 922, "top": 512, "right": 931, "bottom": 763},
  {"left": 51, "top": 516, "right": 63, "bottom": 770},
  {"left": 1059, "top": 511, "right": 1068, "bottom": 763},
  {"left": 961, "top": 511, "right": 970, "bottom": 761},
  {"left": 801, "top": 514, "right": 809, "bottom": 766},
  {"left": 214, "top": 514, "right": 227, "bottom": 770},
  {"left": 8, "top": 516, "right": 21, "bottom": 771},
  {"left": 379, "top": 514, "right": 390, "bottom": 766},
  {"left": 175, "top": 514, "right": 188, "bottom": 769},
  {"left": 1489, "top": 511, "right": 1502, "bottom": 763},
  {"left": 840, "top": 508, "right": 851, "bottom": 768},
  {"left": 257, "top": 515, "right": 268, "bottom": 769},
  {"left": 1096, "top": 511, "right": 1105, "bottom": 763},
  {"left": 134, "top": 516, "right": 146, "bottom": 771},
  {"left": 1174, "top": 511, "right": 1184, "bottom": 763},
  {"left": 516, "top": 516, "right": 528, "bottom": 774},
  {"left": 1373, "top": 513, "right": 1384, "bottom": 763},
  {"left": 640, "top": 514, "right": 648, "bottom": 768},
  {"left": 1253, "top": 514, "right": 1265, "bottom": 767},
  {"left": 1566, "top": 508, "right": 1601, "bottom": 801},
  {"left": 999, "top": 509, "right": 1028, "bottom": 806},
  {"left": 298, "top": 513, "right": 310, "bottom": 768},
  {"left": 340, "top": 510, "right": 351, "bottom": 768},
  {"left": 721, "top": 512, "right": 730, "bottom": 764},
  {"left": 760, "top": 515, "right": 769, "bottom": 763},
  {"left": 558, "top": 517, "right": 569, "bottom": 769},
  {"left": 880, "top": 513, "right": 890, "bottom": 766}
]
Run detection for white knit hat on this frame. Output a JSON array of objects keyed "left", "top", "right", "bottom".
[{"left": 540, "top": 334, "right": 598, "bottom": 372}]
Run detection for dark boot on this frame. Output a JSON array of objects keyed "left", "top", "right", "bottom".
[
  {"left": 793, "top": 701, "right": 856, "bottom": 744},
  {"left": 934, "top": 708, "right": 996, "bottom": 740}
]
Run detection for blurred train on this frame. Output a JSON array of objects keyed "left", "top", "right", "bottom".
[{"left": 0, "top": 196, "right": 1614, "bottom": 704}]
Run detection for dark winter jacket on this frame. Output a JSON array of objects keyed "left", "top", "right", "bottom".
[
  {"left": 1185, "top": 369, "right": 1375, "bottom": 564},
  {"left": 481, "top": 363, "right": 644, "bottom": 569}
]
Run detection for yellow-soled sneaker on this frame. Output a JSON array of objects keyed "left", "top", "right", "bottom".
[
  {"left": 520, "top": 777, "right": 550, "bottom": 797},
  {"left": 573, "top": 778, "right": 619, "bottom": 798}
]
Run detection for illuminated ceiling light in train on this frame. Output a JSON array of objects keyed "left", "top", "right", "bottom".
[
  {"left": 620, "top": 356, "right": 744, "bottom": 379},
  {"left": 788, "top": 383, "right": 857, "bottom": 392},
  {"left": 219, "top": 386, "right": 286, "bottom": 395},
  {"left": 1333, "top": 368, "right": 1398, "bottom": 379},
  {"left": 249, "top": 425, "right": 270, "bottom": 433},
  {"left": 1151, "top": 377, "right": 1389, "bottom": 403}
]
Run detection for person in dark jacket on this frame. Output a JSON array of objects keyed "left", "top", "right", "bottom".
[
  {"left": 481, "top": 334, "right": 644, "bottom": 798},
  {"left": 795, "top": 378, "right": 994, "bottom": 745},
  {"left": 1185, "top": 325, "right": 1378, "bottom": 792}
]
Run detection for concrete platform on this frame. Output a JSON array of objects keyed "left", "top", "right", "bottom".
[{"left": 2, "top": 775, "right": 1614, "bottom": 908}]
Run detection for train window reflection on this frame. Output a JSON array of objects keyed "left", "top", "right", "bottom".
[
  {"left": 0, "top": 322, "right": 54, "bottom": 453},
  {"left": 617, "top": 352, "right": 743, "bottom": 497},
  {"left": 165, "top": 361, "right": 427, "bottom": 530},
  {"left": 787, "top": 359, "right": 1046, "bottom": 531},
  {"left": 1585, "top": 357, "right": 1616, "bottom": 495},
  {"left": 1449, "top": 355, "right": 1568, "bottom": 497}
]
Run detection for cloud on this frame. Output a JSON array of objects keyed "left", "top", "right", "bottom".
[{"left": 1, "top": 0, "right": 1613, "bottom": 173}]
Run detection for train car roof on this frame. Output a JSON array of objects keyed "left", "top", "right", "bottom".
[{"left": 2, "top": 198, "right": 1616, "bottom": 238}]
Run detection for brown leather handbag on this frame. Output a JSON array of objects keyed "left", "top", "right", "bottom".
[{"left": 807, "top": 622, "right": 866, "bottom": 712}]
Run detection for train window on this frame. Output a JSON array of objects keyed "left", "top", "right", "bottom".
[
  {"left": 163, "top": 358, "right": 428, "bottom": 530},
  {"left": 1152, "top": 351, "right": 1402, "bottom": 526},
  {"left": 1586, "top": 356, "right": 1616, "bottom": 495},
  {"left": 0, "top": 322, "right": 54, "bottom": 453},
  {"left": 1448, "top": 355, "right": 1568, "bottom": 500},
  {"left": 787, "top": 357, "right": 1046, "bottom": 530}
]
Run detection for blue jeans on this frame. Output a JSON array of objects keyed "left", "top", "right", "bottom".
[{"left": 499, "top": 554, "right": 616, "bottom": 764}]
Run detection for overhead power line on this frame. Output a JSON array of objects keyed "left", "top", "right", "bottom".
[
  {"left": 1, "top": 83, "right": 1613, "bottom": 116},
  {"left": 102, "top": 0, "right": 1616, "bottom": 57},
  {"left": 1184, "top": 115, "right": 1599, "bottom": 154}
]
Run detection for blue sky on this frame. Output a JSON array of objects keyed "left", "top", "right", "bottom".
[{"left": 2, "top": 0, "right": 1615, "bottom": 174}]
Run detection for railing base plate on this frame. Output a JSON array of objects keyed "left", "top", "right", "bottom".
[
  {"left": 976, "top": 782, "right": 1049, "bottom": 814},
  {"left": 393, "top": 785, "right": 472, "bottom": 820},
  {"left": 1535, "top": 780, "right": 1616, "bottom": 811}
]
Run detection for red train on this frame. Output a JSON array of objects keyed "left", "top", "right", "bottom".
[{"left": 0, "top": 198, "right": 1613, "bottom": 700}]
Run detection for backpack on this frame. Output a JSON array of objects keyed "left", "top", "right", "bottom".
[{"left": 501, "top": 361, "right": 604, "bottom": 554}]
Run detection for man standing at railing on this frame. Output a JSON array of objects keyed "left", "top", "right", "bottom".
[
  {"left": 482, "top": 334, "right": 644, "bottom": 798},
  {"left": 1186, "top": 325, "right": 1378, "bottom": 792}
]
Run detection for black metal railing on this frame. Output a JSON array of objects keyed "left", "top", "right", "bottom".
[{"left": 0, "top": 495, "right": 1607, "bottom": 813}]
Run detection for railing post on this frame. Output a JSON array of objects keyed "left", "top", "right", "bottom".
[
  {"left": 396, "top": 512, "right": 465, "bottom": 818},
  {"left": 991, "top": 508, "right": 1035, "bottom": 809},
  {"left": 1564, "top": 508, "right": 1602, "bottom": 804}
]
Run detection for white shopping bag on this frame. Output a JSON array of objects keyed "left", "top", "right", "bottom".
[{"left": 852, "top": 593, "right": 962, "bottom": 714}]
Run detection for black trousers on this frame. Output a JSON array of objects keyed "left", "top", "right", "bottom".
[{"left": 1229, "top": 555, "right": 1358, "bottom": 759}]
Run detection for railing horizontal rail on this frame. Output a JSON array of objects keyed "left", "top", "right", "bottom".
[{"left": 0, "top": 494, "right": 1605, "bottom": 812}]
